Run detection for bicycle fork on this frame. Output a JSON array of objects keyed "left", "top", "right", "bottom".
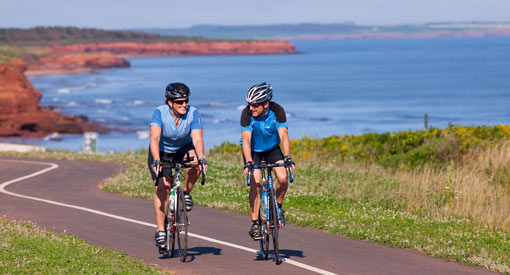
[
  {"left": 266, "top": 173, "right": 281, "bottom": 229},
  {"left": 168, "top": 187, "right": 177, "bottom": 233}
]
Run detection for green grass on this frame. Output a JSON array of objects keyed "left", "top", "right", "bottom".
[
  {"left": 0, "top": 216, "right": 167, "bottom": 274},
  {"left": 2, "top": 124, "right": 510, "bottom": 273}
]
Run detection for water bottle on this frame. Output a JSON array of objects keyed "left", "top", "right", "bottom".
[
  {"left": 261, "top": 188, "right": 268, "bottom": 217},
  {"left": 169, "top": 191, "right": 175, "bottom": 213}
]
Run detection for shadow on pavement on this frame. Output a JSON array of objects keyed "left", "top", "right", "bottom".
[
  {"left": 279, "top": 249, "right": 304, "bottom": 258},
  {"left": 185, "top": 246, "right": 223, "bottom": 262},
  {"left": 158, "top": 246, "right": 222, "bottom": 262},
  {"left": 255, "top": 249, "right": 304, "bottom": 261}
]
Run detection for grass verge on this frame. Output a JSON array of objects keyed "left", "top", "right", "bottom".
[{"left": 0, "top": 216, "right": 166, "bottom": 274}]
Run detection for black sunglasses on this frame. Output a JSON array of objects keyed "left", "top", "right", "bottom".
[
  {"left": 248, "top": 102, "right": 262, "bottom": 108},
  {"left": 173, "top": 99, "right": 189, "bottom": 105}
]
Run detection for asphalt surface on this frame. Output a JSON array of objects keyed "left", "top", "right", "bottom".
[{"left": 0, "top": 157, "right": 497, "bottom": 274}]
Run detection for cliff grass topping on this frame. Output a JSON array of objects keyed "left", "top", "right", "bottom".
[{"left": 0, "top": 26, "right": 211, "bottom": 45}]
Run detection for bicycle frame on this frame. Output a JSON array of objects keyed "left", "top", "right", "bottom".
[
  {"left": 247, "top": 161, "right": 293, "bottom": 264},
  {"left": 156, "top": 155, "right": 206, "bottom": 262}
]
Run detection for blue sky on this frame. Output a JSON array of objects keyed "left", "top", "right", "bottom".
[{"left": 1, "top": 0, "right": 509, "bottom": 29}]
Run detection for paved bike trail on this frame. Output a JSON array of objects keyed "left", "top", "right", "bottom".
[{"left": 0, "top": 157, "right": 496, "bottom": 275}]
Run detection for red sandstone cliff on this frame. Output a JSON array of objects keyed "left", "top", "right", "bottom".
[
  {"left": 23, "top": 41, "right": 296, "bottom": 75},
  {"left": 51, "top": 41, "right": 297, "bottom": 57},
  {"left": 0, "top": 60, "right": 107, "bottom": 137},
  {"left": 25, "top": 52, "right": 130, "bottom": 76}
]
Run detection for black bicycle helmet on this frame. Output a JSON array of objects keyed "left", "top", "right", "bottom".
[
  {"left": 165, "top": 82, "right": 190, "bottom": 100},
  {"left": 246, "top": 82, "right": 272, "bottom": 104}
]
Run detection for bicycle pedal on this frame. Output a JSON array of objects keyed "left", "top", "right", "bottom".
[{"left": 158, "top": 247, "right": 166, "bottom": 254}]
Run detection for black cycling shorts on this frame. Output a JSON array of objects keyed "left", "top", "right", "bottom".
[
  {"left": 147, "top": 143, "right": 196, "bottom": 184},
  {"left": 243, "top": 145, "right": 284, "bottom": 166}
]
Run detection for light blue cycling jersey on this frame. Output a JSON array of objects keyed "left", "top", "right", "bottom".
[
  {"left": 240, "top": 102, "right": 288, "bottom": 152},
  {"left": 150, "top": 104, "right": 203, "bottom": 153}
]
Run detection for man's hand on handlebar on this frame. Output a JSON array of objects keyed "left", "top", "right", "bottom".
[
  {"left": 284, "top": 155, "right": 296, "bottom": 173},
  {"left": 199, "top": 158, "right": 209, "bottom": 172},
  {"left": 243, "top": 161, "right": 254, "bottom": 176}
]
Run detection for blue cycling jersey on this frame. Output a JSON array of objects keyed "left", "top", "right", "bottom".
[
  {"left": 150, "top": 104, "right": 203, "bottom": 153},
  {"left": 240, "top": 102, "right": 288, "bottom": 152}
]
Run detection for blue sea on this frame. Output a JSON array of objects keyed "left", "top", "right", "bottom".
[{"left": 3, "top": 37, "right": 510, "bottom": 152}]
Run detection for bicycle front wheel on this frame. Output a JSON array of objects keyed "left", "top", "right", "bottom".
[
  {"left": 165, "top": 212, "right": 176, "bottom": 258},
  {"left": 176, "top": 186, "right": 188, "bottom": 262},
  {"left": 269, "top": 188, "right": 280, "bottom": 265},
  {"left": 258, "top": 211, "right": 270, "bottom": 260}
]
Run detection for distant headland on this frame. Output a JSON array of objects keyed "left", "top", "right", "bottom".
[
  {"left": 0, "top": 27, "right": 296, "bottom": 137},
  {"left": 131, "top": 22, "right": 510, "bottom": 40}
]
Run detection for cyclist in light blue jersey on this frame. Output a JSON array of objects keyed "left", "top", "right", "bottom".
[
  {"left": 240, "top": 82, "right": 296, "bottom": 240},
  {"left": 148, "top": 82, "right": 208, "bottom": 252}
]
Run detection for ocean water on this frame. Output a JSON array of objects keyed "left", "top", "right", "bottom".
[{"left": 4, "top": 37, "right": 510, "bottom": 152}]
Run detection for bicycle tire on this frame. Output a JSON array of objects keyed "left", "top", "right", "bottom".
[
  {"left": 176, "top": 186, "right": 188, "bottom": 262},
  {"left": 269, "top": 187, "right": 280, "bottom": 265},
  {"left": 165, "top": 212, "right": 176, "bottom": 258},
  {"left": 258, "top": 210, "right": 270, "bottom": 260}
]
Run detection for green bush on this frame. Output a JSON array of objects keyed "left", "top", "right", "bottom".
[{"left": 209, "top": 124, "right": 510, "bottom": 169}]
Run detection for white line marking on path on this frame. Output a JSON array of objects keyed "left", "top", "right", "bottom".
[{"left": 0, "top": 159, "right": 337, "bottom": 275}]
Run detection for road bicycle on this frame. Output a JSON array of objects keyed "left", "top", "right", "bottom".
[
  {"left": 156, "top": 155, "right": 206, "bottom": 262},
  {"left": 247, "top": 160, "right": 293, "bottom": 265}
]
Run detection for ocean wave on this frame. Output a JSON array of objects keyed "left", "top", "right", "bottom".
[
  {"left": 67, "top": 101, "right": 79, "bottom": 106},
  {"left": 210, "top": 101, "right": 233, "bottom": 107},
  {"left": 137, "top": 130, "right": 150, "bottom": 140},
  {"left": 43, "top": 132, "right": 63, "bottom": 141},
  {"left": 52, "top": 97, "right": 67, "bottom": 102},
  {"left": 127, "top": 100, "right": 144, "bottom": 106},
  {"left": 57, "top": 88, "right": 72, "bottom": 94},
  {"left": 213, "top": 118, "right": 229, "bottom": 124},
  {"left": 95, "top": 99, "right": 114, "bottom": 104},
  {"left": 236, "top": 105, "right": 245, "bottom": 110}
]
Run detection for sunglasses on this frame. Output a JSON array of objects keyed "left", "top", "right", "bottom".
[
  {"left": 248, "top": 102, "right": 262, "bottom": 108},
  {"left": 173, "top": 99, "right": 189, "bottom": 105}
]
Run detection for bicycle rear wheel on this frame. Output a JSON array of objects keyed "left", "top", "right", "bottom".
[
  {"left": 269, "top": 188, "right": 280, "bottom": 265},
  {"left": 176, "top": 186, "right": 188, "bottom": 262}
]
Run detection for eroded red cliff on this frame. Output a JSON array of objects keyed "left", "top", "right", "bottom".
[
  {"left": 0, "top": 60, "right": 107, "bottom": 137},
  {"left": 51, "top": 41, "right": 297, "bottom": 57},
  {"left": 25, "top": 52, "right": 130, "bottom": 76}
]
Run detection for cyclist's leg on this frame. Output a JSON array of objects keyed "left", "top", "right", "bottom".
[
  {"left": 249, "top": 168, "right": 263, "bottom": 221},
  {"left": 148, "top": 148, "right": 173, "bottom": 232},
  {"left": 175, "top": 143, "right": 200, "bottom": 194},
  {"left": 247, "top": 151, "right": 264, "bottom": 221},
  {"left": 154, "top": 177, "right": 171, "bottom": 231},
  {"left": 267, "top": 146, "right": 288, "bottom": 205},
  {"left": 246, "top": 151, "right": 264, "bottom": 239}
]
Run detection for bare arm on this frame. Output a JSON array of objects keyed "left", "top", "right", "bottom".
[
  {"left": 278, "top": 127, "right": 291, "bottom": 156},
  {"left": 191, "top": 128, "right": 205, "bottom": 161},
  {"left": 150, "top": 125, "right": 162, "bottom": 172},
  {"left": 242, "top": 131, "right": 253, "bottom": 176},
  {"left": 278, "top": 127, "right": 295, "bottom": 172}
]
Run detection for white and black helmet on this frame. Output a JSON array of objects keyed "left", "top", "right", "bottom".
[
  {"left": 165, "top": 82, "right": 190, "bottom": 100},
  {"left": 246, "top": 82, "right": 272, "bottom": 104}
]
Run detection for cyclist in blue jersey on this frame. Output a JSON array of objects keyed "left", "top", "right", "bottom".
[
  {"left": 240, "top": 82, "right": 296, "bottom": 240},
  {"left": 148, "top": 82, "right": 208, "bottom": 252}
]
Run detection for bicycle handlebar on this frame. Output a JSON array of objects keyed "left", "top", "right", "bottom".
[
  {"left": 155, "top": 157, "right": 206, "bottom": 185},
  {"left": 246, "top": 162, "right": 294, "bottom": 186}
]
